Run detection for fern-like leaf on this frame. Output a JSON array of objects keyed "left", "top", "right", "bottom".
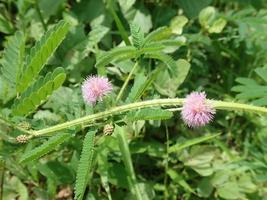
[
  {"left": 130, "top": 23, "right": 144, "bottom": 49},
  {"left": 144, "top": 53, "right": 177, "bottom": 73},
  {"left": 17, "top": 20, "right": 69, "bottom": 93},
  {"left": 12, "top": 67, "right": 66, "bottom": 116},
  {"left": 96, "top": 46, "right": 137, "bottom": 69},
  {"left": 0, "top": 31, "right": 25, "bottom": 87},
  {"left": 126, "top": 108, "right": 173, "bottom": 121},
  {"left": 143, "top": 27, "right": 172, "bottom": 46},
  {"left": 19, "top": 133, "right": 71, "bottom": 164},
  {"left": 75, "top": 130, "right": 96, "bottom": 200}
]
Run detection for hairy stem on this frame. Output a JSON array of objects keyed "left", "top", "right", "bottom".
[
  {"left": 28, "top": 99, "right": 267, "bottom": 138},
  {"left": 115, "top": 62, "right": 139, "bottom": 103}
]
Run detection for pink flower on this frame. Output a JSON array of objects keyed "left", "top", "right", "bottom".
[
  {"left": 181, "top": 91, "right": 215, "bottom": 127},
  {"left": 81, "top": 75, "right": 112, "bottom": 105}
]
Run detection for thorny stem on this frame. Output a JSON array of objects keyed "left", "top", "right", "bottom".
[
  {"left": 2, "top": 99, "right": 267, "bottom": 138},
  {"left": 115, "top": 62, "right": 139, "bottom": 103}
]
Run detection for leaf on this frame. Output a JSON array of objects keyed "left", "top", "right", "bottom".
[
  {"left": 74, "top": 130, "right": 96, "bottom": 200},
  {"left": 126, "top": 108, "right": 173, "bottom": 121},
  {"left": 0, "top": 13, "right": 14, "bottom": 34},
  {"left": 17, "top": 20, "right": 69, "bottom": 93},
  {"left": 19, "top": 133, "right": 71, "bottom": 164},
  {"left": 255, "top": 68, "right": 267, "bottom": 82},
  {"left": 96, "top": 46, "right": 137, "bottom": 69},
  {"left": 143, "top": 27, "right": 172, "bottom": 46},
  {"left": 0, "top": 31, "right": 25, "bottom": 88},
  {"left": 170, "top": 16, "right": 188, "bottom": 34},
  {"left": 154, "top": 59, "right": 190, "bottom": 97},
  {"left": 130, "top": 23, "right": 144, "bottom": 49},
  {"left": 144, "top": 53, "right": 177, "bottom": 72},
  {"left": 208, "top": 18, "right": 227, "bottom": 33},
  {"left": 169, "top": 133, "right": 221, "bottom": 153},
  {"left": 199, "top": 6, "right": 216, "bottom": 28},
  {"left": 125, "top": 73, "right": 147, "bottom": 103},
  {"left": 114, "top": 125, "right": 143, "bottom": 200},
  {"left": 176, "top": 0, "right": 212, "bottom": 18},
  {"left": 217, "top": 182, "right": 245, "bottom": 200},
  {"left": 12, "top": 67, "right": 66, "bottom": 116},
  {"left": 232, "top": 69, "right": 267, "bottom": 105},
  {"left": 167, "top": 169, "right": 195, "bottom": 194}
]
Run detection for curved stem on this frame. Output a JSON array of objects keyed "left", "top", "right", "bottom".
[
  {"left": 29, "top": 99, "right": 267, "bottom": 138},
  {"left": 115, "top": 62, "right": 139, "bottom": 103}
]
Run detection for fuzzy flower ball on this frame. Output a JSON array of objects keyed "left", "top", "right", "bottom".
[
  {"left": 81, "top": 75, "right": 112, "bottom": 105},
  {"left": 181, "top": 91, "right": 215, "bottom": 127}
]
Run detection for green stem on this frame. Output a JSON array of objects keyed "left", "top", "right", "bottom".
[
  {"left": 35, "top": 0, "right": 47, "bottom": 31},
  {"left": 107, "top": 0, "right": 131, "bottom": 45},
  {"left": 0, "top": 117, "right": 31, "bottom": 135},
  {"left": 164, "top": 124, "right": 169, "bottom": 200},
  {"left": 21, "top": 99, "right": 267, "bottom": 138},
  {"left": 115, "top": 62, "right": 139, "bottom": 103}
]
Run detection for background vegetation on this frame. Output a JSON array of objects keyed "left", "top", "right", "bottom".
[{"left": 0, "top": 0, "right": 267, "bottom": 199}]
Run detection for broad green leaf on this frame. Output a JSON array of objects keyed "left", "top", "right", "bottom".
[
  {"left": 217, "top": 182, "right": 245, "bottom": 200},
  {"left": 17, "top": 20, "right": 69, "bottom": 93},
  {"left": 199, "top": 6, "right": 216, "bottom": 28},
  {"left": 75, "top": 130, "right": 96, "bottom": 200},
  {"left": 154, "top": 59, "right": 190, "bottom": 97},
  {"left": 179, "top": 146, "right": 218, "bottom": 176},
  {"left": 12, "top": 67, "right": 66, "bottom": 116},
  {"left": 170, "top": 16, "right": 188, "bottom": 34},
  {"left": 20, "top": 133, "right": 71, "bottom": 164},
  {"left": 208, "top": 18, "right": 227, "bottom": 33}
]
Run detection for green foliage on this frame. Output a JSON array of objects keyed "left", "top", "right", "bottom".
[
  {"left": 126, "top": 108, "right": 173, "bottom": 121},
  {"left": 12, "top": 67, "right": 66, "bottom": 116},
  {"left": 1, "top": 1, "right": 267, "bottom": 199},
  {"left": 75, "top": 130, "right": 96, "bottom": 200},
  {"left": 169, "top": 133, "right": 221, "bottom": 153},
  {"left": 96, "top": 46, "right": 137, "bottom": 69},
  {"left": 232, "top": 68, "right": 267, "bottom": 106},
  {"left": 130, "top": 23, "right": 144, "bottom": 49},
  {"left": 17, "top": 20, "right": 69, "bottom": 93},
  {"left": 20, "top": 133, "right": 71, "bottom": 164},
  {"left": 114, "top": 125, "right": 143, "bottom": 200},
  {"left": 0, "top": 31, "right": 25, "bottom": 88}
]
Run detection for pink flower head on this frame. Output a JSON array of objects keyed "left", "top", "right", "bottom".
[
  {"left": 81, "top": 75, "right": 112, "bottom": 105},
  {"left": 181, "top": 91, "right": 215, "bottom": 127}
]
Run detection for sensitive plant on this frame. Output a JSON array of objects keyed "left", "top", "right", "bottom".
[{"left": 0, "top": 0, "right": 267, "bottom": 199}]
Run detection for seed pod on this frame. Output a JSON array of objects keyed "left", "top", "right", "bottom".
[
  {"left": 103, "top": 124, "right": 114, "bottom": 136},
  {"left": 16, "top": 135, "right": 29, "bottom": 143}
]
